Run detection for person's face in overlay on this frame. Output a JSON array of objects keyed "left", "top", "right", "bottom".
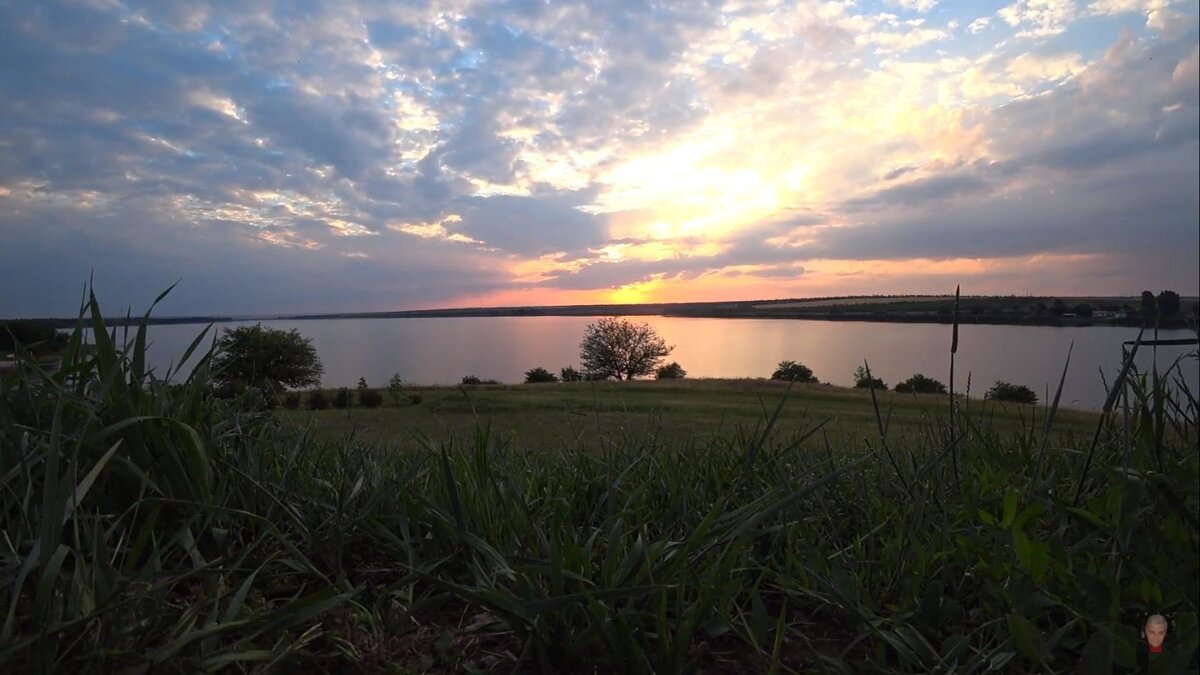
[{"left": 1146, "top": 621, "right": 1167, "bottom": 648}]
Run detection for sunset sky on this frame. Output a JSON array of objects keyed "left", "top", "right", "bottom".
[{"left": 1, "top": 0, "right": 1197, "bottom": 316}]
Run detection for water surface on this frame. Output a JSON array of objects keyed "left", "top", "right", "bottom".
[{"left": 129, "top": 317, "right": 1197, "bottom": 411}]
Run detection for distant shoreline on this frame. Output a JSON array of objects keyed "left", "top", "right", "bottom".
[{"left": 15, "top": 294, "right": 1196, "bottom": 330}]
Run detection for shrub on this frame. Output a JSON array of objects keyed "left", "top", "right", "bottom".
[
  {"left": 771, "top": 360, "right": 817, "bottom": 383},
  {"left": 656, "top": 362, "right": 687, "bottom": 379},
  {"left": 306, "top": 389, "right": 330, "bottom": 410},
  {"left": 388, "top": 372, "right": 404, "bottom": 404},
  {"left": 895, "top": 373, "right": 948, "bottom": 394},
  {"left": 560, "top": 366, "right": 583, "bottom": 382},
  {"left": 525, "top": 367, "right": 558, "bottom": 383},
  {"left": 359, "top": 388, "right": 383, "bottom": 408},
  {"left": 0, "top": 319, "right": 60, "bottom": 353},
  {"left": 332, "top": 387, "right": 352, "bottom": 409},
  {"left": 853, "top": 365, "right": 887, "bottom": 390},
  {"left": 986, "top": 380, "right": 1038, "bottom": 404},
  {"left": 283, "top": 391, "right": 302, "bottom": 409},
  {"left": 461, "top": 375, "right": 499, "bottom": 385},
  {"left": 408, "top": 393, "right": 423, "bottom": 405}
]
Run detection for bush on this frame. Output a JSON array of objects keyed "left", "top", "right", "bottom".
[
  {"left": 0, "top": 320, "right": 60, "bottom": 353},
  {"left": 283, "top": 391, "right": 302, "bottom": 409},
  {"left": 306, "top": 389, "right": 330, "bottom": 410},
  {"left": 771, "top": 360, "right": 817, "bottom": 383},
  {"left": 388, "top": 372, "right": 404, "bottom": 404},
  {"left": 986, "top": 380, "right": 1038, "bottom": 404},
  {"left": 461, "top": 375, "right": 500, "bottom": 385},
  {"left": 332, "top": 387, "right": 352, "bottom": 409},
  {"left": 359, "top": 389, "right": 383, "bottom": 408},
  {"left": 853, "top": 365, "right": 887, "bottom": 390},
  {"left": 895, "top": 374, "right": 948, "bottom": 394},
  {"left": 408, "top": 393, "right": 423, "bottom": 405},
  {"left": 560, "top": 366, "right": 583, "bottom": 382},
  {"left": 656, "top": 362, "right": 687, "bottom": 379},
  {"left": 525, "top": 367, "right": 558, "bottom": 383}
]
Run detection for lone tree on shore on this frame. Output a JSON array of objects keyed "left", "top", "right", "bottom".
[
  {"left": 213, "top": 325, "right": 323, "bottom": 399},
  {"left": 579, "top": 317, "right": 672, "bottom": 380}
]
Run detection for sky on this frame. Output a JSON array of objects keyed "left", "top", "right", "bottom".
[{"left": 1, "top": 0, "right": 1197, "bottom": 317}]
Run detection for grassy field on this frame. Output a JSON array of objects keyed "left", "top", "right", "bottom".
[
  {"left": 2, "top": 293, "right": 1197, "bottom": 674},
  {"left": 285, "top": 379, "right": 1101, "bottom": 454}
]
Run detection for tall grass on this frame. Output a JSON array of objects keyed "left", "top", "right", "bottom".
[{"left": 1, "top": 290, "right": 1196, "bottom": 673}]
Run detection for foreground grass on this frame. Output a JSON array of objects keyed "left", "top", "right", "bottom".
[{"left": 1, "top": 293, "right": 1197, "bottom": 673}]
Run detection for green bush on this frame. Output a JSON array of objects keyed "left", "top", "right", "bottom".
[
  {"left": 408, "top": 393, "right": 423, "bottom": 405},
  {"left": 461, "top": 375, "right": 499, "bottom": 385},
  {"left": 525, "top": 367, "right": 559, "bottom": 383},
  {"left": 986, "top": 380, "right": 1038, "bottom": 404},
  {"left": 560, "top": 366, "right": 583, "bottom": 382},
  {"left": 358, "top": 388, "right": 383, "bottom": 408},
  {"left": 895, "top": 373, "right": 948, "bottom": 394},
  {"left": 853, "top": 365, "right": 887, "bottom": 390},
  {"left": 656, "top": 362, "right": 687, "bottom": 379},
  {"left": 306, "top": 388, "right": 330, "bottom": 410},
  {"left": 283, "top": 391, "right": 302, "bottom": 409},
  {"left": 771, "top": 360, "right": 817, "bottom": 383},
  {"left": 332, "top": 387, "right": 352, "bottom": 409},
  {"left": 0, "top": 319, "right": 60, "bottom": 353}
]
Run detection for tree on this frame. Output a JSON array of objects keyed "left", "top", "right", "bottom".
[
  {"left": 579, "top": 317, "right": 673, "bottom": 381},
  {"left": 387, "top": 373, "right": 404, "bottom": 404},
  {"left": 656, "top": 362, "right": 686, "bottom": 379},
  {"left": 524, "top": 367, "right": 558, "bottom": 383},
  {"left": 894, "top": 374, "right": 947, "bottom": 394},
  {"left": 1141, "top": 290, "right": 1156, "bottom": 314},
  {"left": 852, "top": 365, "right": 887, "bottom": 390},
  {"left": 560, "top": 366, "right": 583, "bottom": 382},
  {"left": 213, "top": 325, "right": 323, "bottom": 399},
  {"left": 986, "top": 380, "right": 1038, "bottom": 404},
  {"left": 1157, "top": 290, "right": 1180, "bottom": 317},
  {"left": 771, "top": 360, "right": 817, "bottom": 383}
]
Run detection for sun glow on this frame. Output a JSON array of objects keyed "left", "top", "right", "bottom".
[{"left": 609, "top": 278, "right": 663, "bottom": 304}]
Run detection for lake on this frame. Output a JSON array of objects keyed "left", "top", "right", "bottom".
[{"left": 115, "top": 316, "right": 1198, "bottom": 411}]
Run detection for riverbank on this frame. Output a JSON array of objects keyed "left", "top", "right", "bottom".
[{"left": 282, "top": 378, "right": 1101, "bottom": 452}]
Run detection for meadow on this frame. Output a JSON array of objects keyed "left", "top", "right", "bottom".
[{"left": 1, "top": 293, "right": 1196, "bottom": 673}]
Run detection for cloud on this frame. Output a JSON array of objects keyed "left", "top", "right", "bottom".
[
  {"left": 887, "top": 0, "right": 939, "bottom": 13},
  {"left": 0, "top": 0, "right": 1196, "bottom": 316},
  {"left": 968, "top": 17, "right": 992, "bottom": 33},
  {"left": 998, "top": 0, "right": 1077, "bottom": 38}
]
